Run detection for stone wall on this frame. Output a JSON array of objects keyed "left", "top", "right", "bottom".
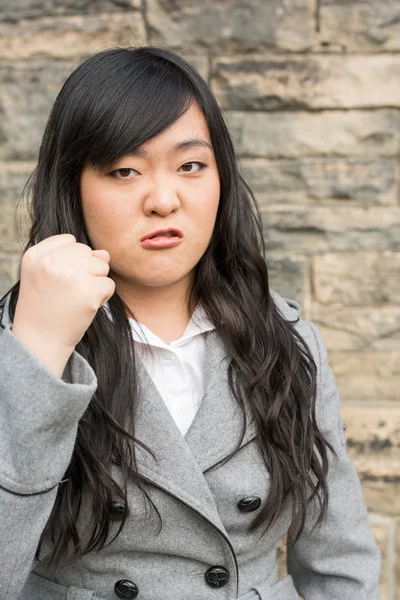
[{"left": 0, "top": 0, "right": 399, "bottom": 597}]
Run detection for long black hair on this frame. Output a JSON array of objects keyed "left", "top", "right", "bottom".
[{"left": 7, "top": 46, "right": 331, "bottom": 564}]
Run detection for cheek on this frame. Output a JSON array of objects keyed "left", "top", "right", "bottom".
[{"left": 81, "top": 190, "right": 127, "bottom": 242}]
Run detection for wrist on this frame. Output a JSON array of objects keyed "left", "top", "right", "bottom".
[{"left": 11, "top": 322, "right": 75, "bottom": 378}]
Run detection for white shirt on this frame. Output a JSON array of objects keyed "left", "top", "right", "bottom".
[{"left": 129, "top": 306, "right": 215, "bottom": 437}]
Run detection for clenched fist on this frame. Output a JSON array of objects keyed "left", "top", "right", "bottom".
[{"left": 12, "top": 234, "right": 115, "bottom": 377}]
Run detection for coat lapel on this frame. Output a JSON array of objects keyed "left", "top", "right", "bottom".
[
  {"left": 184, "top": 330, "right": 257, "bottom": 473},
  {"left": 133, "top": 349, "right": 229, "bottom": 533},
  {"left": 132, "top": 330, "right": 257, "bottom": 536}
]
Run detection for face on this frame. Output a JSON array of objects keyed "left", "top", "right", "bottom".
[{"left": 80, "top": 102, "right": 220, "bottom": 298}]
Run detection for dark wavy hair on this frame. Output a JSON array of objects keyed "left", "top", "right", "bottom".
[{"left": 6, "top": 46, "right": 331, "bottom": 565}]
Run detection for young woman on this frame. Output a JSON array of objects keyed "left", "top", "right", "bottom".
[{"left": 0, "top": 47, "right": 380, "bottom": 600}]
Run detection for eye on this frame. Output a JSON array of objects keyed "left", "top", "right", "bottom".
[
  {"left": 179, "top": 162, "right": 206, "bottom": 174},
  {"left": 109, "top": 168, "right": 138, "bottom": 180}
]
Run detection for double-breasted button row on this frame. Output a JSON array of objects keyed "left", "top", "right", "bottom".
[
  {"left": 114, "top": 580, "right": 139, "bottom": 598},
  {"left": 112, "top": 495, "right": 260, "bottom": 597},
  {"left": 114, "top": 568, "right": 229, "bottom": 597},
  {"left": 237, "top": 495, "right": 261, "bottom": 513}
]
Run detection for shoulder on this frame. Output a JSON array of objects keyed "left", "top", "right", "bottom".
[{"left": 269, "top": 288, "right": 327, "bottom": 380}]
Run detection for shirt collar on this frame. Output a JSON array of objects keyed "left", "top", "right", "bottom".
[{"left": 129, "top": 304, "right": 215, "bottom": 349}]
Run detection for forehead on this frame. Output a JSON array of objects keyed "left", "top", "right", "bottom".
[{"left": 140, "top": 102, "right": 212, "bottom": 151}]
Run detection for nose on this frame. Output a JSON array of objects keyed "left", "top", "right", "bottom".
[{"left": 142, "top": 177, "right": 181, "bottom": 217}]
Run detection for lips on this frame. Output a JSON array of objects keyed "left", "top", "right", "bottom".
[
  {"left": 140, "top": 227, "right": 183, "bottom": 249},
  {"left": 140, "top": 228, "right": 183, "bottom": 242}
]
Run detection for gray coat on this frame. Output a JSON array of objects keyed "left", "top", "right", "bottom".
[{"left": 0, "top": 290, "right": 380, "bottom": 600}]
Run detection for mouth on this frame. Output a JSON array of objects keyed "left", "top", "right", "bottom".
[
  {"left": 140, "top": 228, "right": 183, "bottom": 249},
  {"left": 140, "top": 228, "right": 183, "bottom": 242}
]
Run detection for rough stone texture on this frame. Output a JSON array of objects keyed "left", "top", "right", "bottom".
[
  {"left": 397, "top": 522, "right": 400, "bottom": 598},
  {"left": 341, "top": 404, "right": 400, "bottom": 478},
  {"left": 0, "top": 0, "right": 141, "bottom": 22},
  {"left": 0, "top": 62, "right": 70, "bottom": 160},
  {"left": 313, "top": 252, "right": 400, "bottom": 305},
  {"left": 311, "top": 305, "right": 400, "bottom": 352},
  {"left": 212, "top": 54, "right": 400, "bottom": 110},
  {"left": 226, "top": 110, "right": 400, "bottom": 158},
  {"left": 239, "top": 157, "right": 398, "bottom": 206},
  {"left": 331, "top": 352, "right": 400, "bottom": 401},
  {"left": 263, "top": 206, "right": 400, "bottom": 253},
  {"left": 0, "top": 253, "right": 20, "bottom": 297},
  {"left": 317, "top": 2, "right": 400, "bottom": 52},
  {"left": 147, "top": 0, "right": 315, "bottom": 53},
  {"left": 0, "top": 13, "right": 146, "bottom": 60},
  {"left": 266, "top": 254, "right": 308, "bottom": 306}
]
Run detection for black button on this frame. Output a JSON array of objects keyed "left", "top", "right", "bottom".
[
  {"left": 110, "top": 501, "right": 125, "bottom": 519},
  {"left": 237, "top": 495, "right": 262, "bottom": 513},
  {"left": 205, "top": 566, "right": 229, "bottom": 588},
  {"left": 114, "top": 580, "right": 138, "bottom": 598}
]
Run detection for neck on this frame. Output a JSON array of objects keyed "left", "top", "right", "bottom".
[{"left": 112, "top": 273, "right": 194, "bottom": 344}]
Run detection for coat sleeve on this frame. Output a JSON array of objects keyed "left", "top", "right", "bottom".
[
  {"left": 287, "top": 322, "right": 381, "bottom": 600},
  {"left": 0, "top": 325, "right": 97, "bottom": 599}
]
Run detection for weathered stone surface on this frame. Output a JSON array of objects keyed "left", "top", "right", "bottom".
[
  {"left": 0, "top": 13, "right": 146, "bottom": 60},
  {"left": 239, "top": 157, "right": 397, "bottom": 206},
  {"left": 262, "top": 206, "right": 400, "bottom": 253},
  {"left": 0, "top": 0, "right": 140, "bottom": 22},
  {"left": 313, "top": 252, "right": 400, "bottom": 305},
  {"left": 318, "top": 2, "right": 400, "bottom": 52},
  {"left": 213, "top": 54, "right": 400, "bottom": 110},
  {"left": 266, "top": 254, "right": 308, "bottom": 307},
  {"left": 0, "top": 63, "right": 70, "bottom": 160},
  {"left": 226, "top": 110, "right": 400, "bottom": 158},
  {"left": 147, "top": 0, "right": 315, "bottom": 53},
  {"left": 0, "top": 253, "right": 20, "bottom": 296},
  {"left": 311, "top": 304, "right": 400, "bottom": 352},
  {"left": 368, "top": 513, "right": 391, "bottom": 600},
  {"left": 362, "top": 478, "right": 400, "bottom": 518},
  {"left": 329, "top": 352, "right": 400, "bottom": 401},
  {"left": 396, "top": 521, "right": 400, "bottom": 598},
  {"left": 341, "top": 404, "right": 400, "bottom": 478},
  {"left": 0, "top": 162, "right": 32, "bottom": 247},
  {"left": 182, "top": 55, "right": 209, "bottom": 82}
]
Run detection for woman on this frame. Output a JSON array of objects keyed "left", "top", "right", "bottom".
[{"left": 0, "top": 47, "right": 380, "bottom": 600}]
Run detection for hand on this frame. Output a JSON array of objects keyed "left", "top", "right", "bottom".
[{"left": 12, "top": 234, "right": 115, "bottom": 376}]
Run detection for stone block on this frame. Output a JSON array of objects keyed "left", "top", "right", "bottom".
[
  {"left": 329, "top": 351, "right": 400, "bottom": 402},
  {"left": 0, "top": 13, "right": 146, "bottom": 60},
  {"left": 311, "top": 304, "right": 400, "bottom": 353},
  {"left": 341, "top": 403, "right": 400, "bottom": 475},
  {"left": 262, "top": 206, "right": 400, "bottom": 253},
  {"left": 212, "top": 54, "right": 400, "bottom": 110},
  {"left": 362, "top": 478, "right": 400, "bottom": 518},
  {"left": 0, "top": 0, "right": 140, "bottom": 21},
  {"left": 396, "top": 520, "right": 400, "bottom": 598},
  {"left": 0, "top": 63, "right": 70, "bottom": 161},
  {"left": 239, "top": 157, "right": 397, "bottom": 207},
  {"left": 313, "top": 252, "right": 400, "bottom": 305},
  {"left": 147, "top": 0, "right": 315, "bottom": 53},
  {"left": 0, "top": 253, "right": 20, "bottom": 297},
  {"left": 226, "top": 110, "right": 400, "bottom": 158},
  {"left": 318, "top": 2, "right": 400, "bottom": 52},
  {"left": 0, "top": 162, "right": 32, "bottom": 247},
  {"left": 266, "top": 254, "right": 308, "bottom": 307}
]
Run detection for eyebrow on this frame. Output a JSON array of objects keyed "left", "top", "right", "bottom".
[{"left": 129, "top": 138, "right": 213, "bottom": 158}]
